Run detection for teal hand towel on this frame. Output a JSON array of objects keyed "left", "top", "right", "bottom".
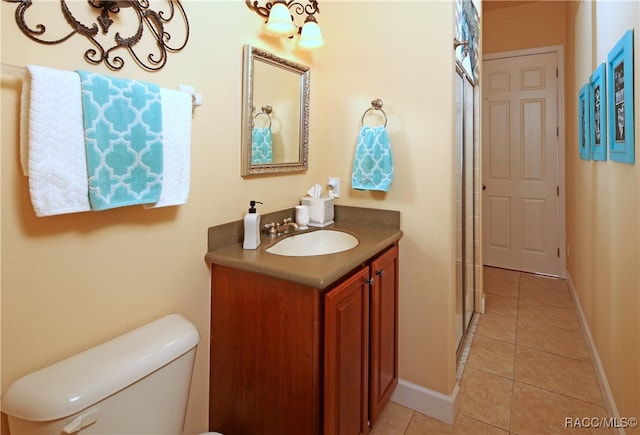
[
  {"left": 251, "top": 127, "right": 273, "bottom": 164},
  {"left": 77, "top": 70, "right": 163, "bottom": 210},
  {"left": 351, "top": 126, "right": 394, "bottom": 191}
]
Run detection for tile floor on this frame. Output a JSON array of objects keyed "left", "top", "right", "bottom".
[{"left": 370, "top": 266, "right": 612, "bottom": 434}]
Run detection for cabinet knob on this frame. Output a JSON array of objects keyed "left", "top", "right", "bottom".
[
  {"left": 365, "top": 277, "right": 375, "bottom": 286},
  {"left": 375, "top": 269, "right": 384, "bottom": 277}
]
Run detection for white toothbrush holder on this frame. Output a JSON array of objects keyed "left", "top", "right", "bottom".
[{"left": 295, "top": 205, "right": 310, "bottom": 230}]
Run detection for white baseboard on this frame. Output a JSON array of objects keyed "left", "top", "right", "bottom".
[
  {"left": 390, "top": 379, "right": 459, "bottom": 425},
  {"left": 565, "top": 272, "right": 624, "bottom": 435}
]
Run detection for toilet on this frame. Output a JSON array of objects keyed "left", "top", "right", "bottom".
[{"left": 1, "top": 314, "right": 217, "bottom": 435}]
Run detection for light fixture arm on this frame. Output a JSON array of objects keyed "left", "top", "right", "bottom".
[
  {"left": 3, "top": 0, "right": 190, "bottom": 72},
  {"left": 453, "top": 37, "right": 469, "bottom": 59},
  {"left": 245, "top": 0, "right": 273, "bottom": 19},
  {"left": 246, "top": 0, "right": 320, "bottom": 34}
]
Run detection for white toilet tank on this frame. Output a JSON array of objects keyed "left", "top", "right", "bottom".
[{"left": 2, "top": 314, "right": 200, "bottom": 435}]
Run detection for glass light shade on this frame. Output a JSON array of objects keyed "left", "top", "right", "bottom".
[
  {"left": 298, "top": 19, "right": 324, "bottom": 49},
  {"left": 264, "top": 2, "right": 297, "bottom": 37}
]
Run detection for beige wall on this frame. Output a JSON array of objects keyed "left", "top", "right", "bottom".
[
  {"left": 485, "top": 0, "right": 639, "bottom": 425},
  {"left": 314, "top": 0, "right": 458, "bottom": 396},
  {"left": 483, "top": 0, "right": 566, "bottom": 54},
  {"left": 565, "top": 1, "right": 640, "bottom": 424},
  {"left": 1, "top": 1, "right": 458, "bottom": 433}
]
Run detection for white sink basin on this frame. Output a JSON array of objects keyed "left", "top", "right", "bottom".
[{"left": 266, "top": 230, "right": 359, "bottom": 257}]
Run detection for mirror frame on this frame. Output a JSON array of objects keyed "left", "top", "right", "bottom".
[{"left": 241, "top": 45, "right": 310, "bottom": 176}]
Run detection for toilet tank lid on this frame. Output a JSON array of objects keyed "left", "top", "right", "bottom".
[{"left": 1, "top": 313, "right": 200, "bottom": 422}]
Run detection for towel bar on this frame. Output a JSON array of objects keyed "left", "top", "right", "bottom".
[
  {"left": 361, "top": 98, "right": 388, "bottom": 127},
  {"left": 1, "top": 63, "right": 202, "bottom": 110},
  {"left": 1, "top": 63, "right": 28, "bottom": 80},
  {"left": 254, "top": 105, "right": 272, "bottom": 128}
]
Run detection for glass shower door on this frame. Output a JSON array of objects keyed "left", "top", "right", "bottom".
[
  {"left": 455, "top": 64, "right": 477, "bottom": 356},
  {"left": 463, "top": 69, "right": 476, "bottom": 336},
  {"left": 455, "top": 65, "right": 464, "bottom": 351}
]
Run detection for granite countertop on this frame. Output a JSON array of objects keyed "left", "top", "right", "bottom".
[{"left": 205, "top": 205, "right": 403, "bottom": 289}]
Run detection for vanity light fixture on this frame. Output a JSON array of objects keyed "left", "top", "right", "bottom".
[
  {"left": 245, "top": 0, "right": 324, "bottom": 50},
  {"left": 3, "top": 0, "right": 190, "bottom": 71}
]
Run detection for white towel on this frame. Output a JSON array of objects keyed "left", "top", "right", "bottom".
[
  {"left": 25, "top": 65, "right": 90, "bottom": 217},
  {"left": 19, "top": 72, "right": 30, "bottom": 176},
  {"left": 145, "top": 88, "right": 192, "bottom": 208}
]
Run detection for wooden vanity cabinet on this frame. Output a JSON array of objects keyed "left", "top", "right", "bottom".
[
  {"left": 209, "top": 243, "right": 399, "bottom": 435},
  {"left": 368, "top": 244, "right": 399, "bottom": 426},
  {"left": 324, "top": 266, "right": 370, "bottom": 435},
  {"left": 210, "top": 265, "right": 323, "bottom": 435}
]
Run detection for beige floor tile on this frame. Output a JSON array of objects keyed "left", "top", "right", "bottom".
[
  {"left": 466, "top": 335, "right": 516, "bottom": 379},
  {"left": 514, "top": 347, "right": 604, "bottom": 405},
  {"left": 484, "top": 266, "right": 521, "bottom": 283},
  {"left": 517, "top": 319, "right": 591, "bottom": 361},
  {"left": 370, "top": 401, "right": 413, "bottom": 435},
  {"left": 511, "top": 382, "right": 612, "bottom": 434},
  {"left": 404, "top": 412, "right": 455, "bottom": 434},
  {"left": 406, "top": 412, "right": 508, "bottom": 434},
  {"left": 519, "top": 284, "right": 574, "bottom": 308},
  {"left": 484, "top": 277, "right": 519, "bottom": 299},
  {"left": 451, "top": 414, "right": 509, "bottom": 434},
  {"left": 382, "top": 270, "right": 615, "bottom": 435},
  {"left": 485, "top": 293, "right": 518, "bottom": 318},
  {"left": 476, "top": 312, "right": 517, "bottom": 343},
  {"left": 458, "top": 367, "right": 513, "bottom": 431},
  {"left": 519, "top": 272, "right": 568, "bottom": 291},
  {"left": 518, "top": 299, "right": 581, "bottom": 331}
]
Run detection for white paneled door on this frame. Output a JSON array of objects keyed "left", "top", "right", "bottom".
[{"left": 482, "top": 51, "right": 563, "bottom": 277}]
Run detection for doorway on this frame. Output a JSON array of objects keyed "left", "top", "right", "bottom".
[{"left": 482, "top": 46, "right": 566, "bottom": 277}]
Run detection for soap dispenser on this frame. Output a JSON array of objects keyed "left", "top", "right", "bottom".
[{"left": 243, "top": 200, "right": 263, "bottom": 250}]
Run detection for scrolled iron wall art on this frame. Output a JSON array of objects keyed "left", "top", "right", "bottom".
[{"left": 3, "top": 0, "right": 190, "bottom": 71}]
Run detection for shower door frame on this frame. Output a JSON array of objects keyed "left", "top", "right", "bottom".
[{"left": 455, "top": 61, "right": 480, "bottom": 359}]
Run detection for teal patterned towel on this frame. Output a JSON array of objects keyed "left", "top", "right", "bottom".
[
  {"left": 351, "top": 126, "right": 394, "bottom": 191},
  {"left": 77, "top": 70, "right": 163, "bottom": 210},
  {"left": 251, "top": 127, "right": 273, "bottom": 164}
]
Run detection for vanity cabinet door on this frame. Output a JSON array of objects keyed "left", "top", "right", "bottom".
[
  {"left": 369, "top": 244, "right": 399, "bottom": 426},
  {"left": 210, "top": 264, "right": 322, "bottom": 435},
  {"left": 324, "top": 266, "right": 370, "bottom": 435}
]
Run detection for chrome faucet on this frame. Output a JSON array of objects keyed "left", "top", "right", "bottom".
[{"left": 264, "top": 218, "right": 298, "bottom": 237}]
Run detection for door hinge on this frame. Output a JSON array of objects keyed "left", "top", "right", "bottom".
[
  {"left": 557, "top": 186, "right": 559, "bottom": 196},
  {"left": 557, "top": 126, "right": 559, "bottom": 136},
  {"left": 556, "top": 68, "right": 559, "bottom": 78},
  {"left": 557, "top": 248, "right": 560, "bottom": 257}
]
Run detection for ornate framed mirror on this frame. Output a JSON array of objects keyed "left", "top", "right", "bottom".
[{"left": 241, "top": 45, "right": 310, "bottom": 176}]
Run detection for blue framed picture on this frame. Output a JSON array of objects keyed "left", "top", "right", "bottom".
[
  {"left": 607, "top": 30, "right": 635, "bottom": 164},
  {"left": 589, "top": 63, "right": 607, "bottom": 161},
  {"left": 578, "top": 83, "right": 591, "bottom": 161}
]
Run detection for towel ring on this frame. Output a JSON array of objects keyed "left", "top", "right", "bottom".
[
  {"left": 254, "top": 105, "right": 272, "bottom": 128},
  {"left": 361, "top": 98, "right": 387, "bottom": 127}
]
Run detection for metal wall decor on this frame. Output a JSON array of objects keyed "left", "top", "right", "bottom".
[{"left": 4, "top": 0, "right": 190, "bottom": 71}]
